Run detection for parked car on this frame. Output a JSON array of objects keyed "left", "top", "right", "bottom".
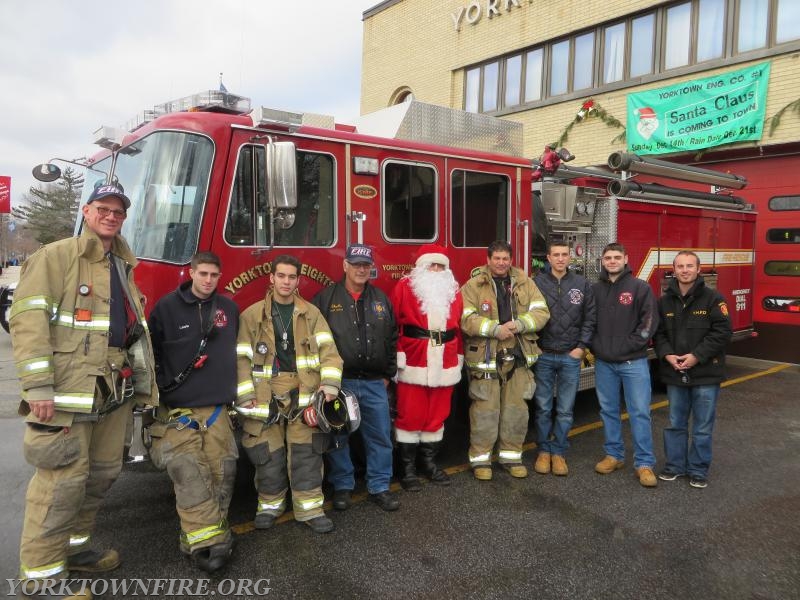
[{"left": 0, "top": 282, "right": 15, "bottom": 333}]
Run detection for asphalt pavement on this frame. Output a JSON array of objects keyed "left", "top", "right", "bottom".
[{"left": 0, "top": 327, "right": 798, "bottom": 599}]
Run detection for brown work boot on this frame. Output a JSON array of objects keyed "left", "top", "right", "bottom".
[
  {"left": 67, "top": 548, "right": 120, "bottom": 573},
  {"left": 551, "top": 455, "right": 569, "bottom": 476},
  {"left": 534, "top": 452, "right": 551, "bottom": 474},
  {"left": 502, "top": 463, "right": 528, "bottom": 478},
  {"left": 473, "top": 466, "right": 493, "bottom": 481},
  {"left": 595, "top": 455, "right": 625, "bottom": 474},
  {"left": 636, "top": 467, "right": 658, "bottom": 488}
]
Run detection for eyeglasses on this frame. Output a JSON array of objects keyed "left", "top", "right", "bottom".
[
  {"left": 348, "top": 263, "right": 372, "bottom": 270},
  {"left": 93, "top": 205, "right": 127, "bottom": 220}
]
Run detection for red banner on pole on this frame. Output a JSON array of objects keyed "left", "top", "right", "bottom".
[{"left": 0, "top": 175, "right": 10, "bottom": 213}]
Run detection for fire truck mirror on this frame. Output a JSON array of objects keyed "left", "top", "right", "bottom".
[
  {"left": 32, "top": 163, "right": 62, "bottom": 182},
  {"left": 267, "top": 141, "right": 298, "bottom": 210}
]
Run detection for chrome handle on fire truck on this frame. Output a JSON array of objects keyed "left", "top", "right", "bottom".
[
  {"left": 348, "top": 211, "right": 366, "bottom": 245},
  {"left": 519, "top": 219, "right": 529, "bottom": 275}
]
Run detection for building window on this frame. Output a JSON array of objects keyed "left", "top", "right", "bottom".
[
  {"left": 451, "top": 170, "right": 509, "bottom": 247},
  {"left": 630, "top": 13, "right": 656, "bottom": 77},
  {"left": 462, "top": 0, "right": 798, "bottom": 114},
  {"left": 769, "top": 196, "right": 800, "bottom": 211},
  {"left": 382, "top": 161, "right": 436, "bottom": 241}
]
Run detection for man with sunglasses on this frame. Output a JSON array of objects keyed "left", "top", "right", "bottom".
[{"left": 10, "top": 183, "right": 157, "bottom": 598}]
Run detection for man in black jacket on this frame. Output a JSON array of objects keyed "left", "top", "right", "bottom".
[
  {"left": 532, "top": 242, "right": 595, "bottom": 476},
  {"left": 592, "top": 243, "right": 659, "bottom": 488},
  {"left": 147, "top": 251, "right": 239, "bottom": 572},
  {"left": 654, "top": 251, "right": 732, "bottom": 489},
  {"left": 312, "top": 245, "right": 400, "bottom": 512}
]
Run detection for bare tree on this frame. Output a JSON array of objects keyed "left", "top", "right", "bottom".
[{"left": 12, "top": 167, "right": 83, "bottom": 244}]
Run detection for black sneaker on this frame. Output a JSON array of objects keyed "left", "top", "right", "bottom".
[
  {"left": 689, "top": 476, "right": 708, "bottom": 488},
  {"left": 658, "top": 469, "right": 685, "bottom": 481},
  {"left": 304, "top": 515, "right": 335, "bottom": 534},
  {"left": 368, "top": 491, "right": 400, "bottom": 511},
  {"left": 332, "top": 489, "right": 352, "bottom": 511}
]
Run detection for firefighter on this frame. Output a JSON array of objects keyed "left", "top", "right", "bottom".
[
  {"left": 391, "top": 244, "right": 464, "bottom": 491},
  {"left": 461, "top": 240, "right": 549, "bottom": 480},
  {"left": 147, "top": 251, "right": 239, "bottom": 572},
  {"left": 10, "top": 183, "right": 157, "bottom": 597},
  {"left": 312, "top": 244, "right": 400, "bottom": 512},
  {"left": 236, "top": 255, "right": 343, "bottom": 534}
]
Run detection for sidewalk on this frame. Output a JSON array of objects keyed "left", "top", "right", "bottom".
[{"left": 0, "top": 265, "right": 20, "bottom": 287}]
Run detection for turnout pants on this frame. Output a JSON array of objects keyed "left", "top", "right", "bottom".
[
  {"left": 19, "top": 385, "right": 129, "bottom": 579},
  {"left": 468, "top": 361, "right": 535, "bottom": 467},
  {"left": 148, "top": 405, "right": 238, "bottom": 554},
  {"left": 241, "top": 373, "right": 327, "bottom": 522}
]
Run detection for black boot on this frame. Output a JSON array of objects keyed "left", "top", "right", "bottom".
[
  {"left": 397, "top": 443, "right": 422, "bottom": 492},
  {"left": 418, "top": 441, "right": 451, "bottom": 486}
]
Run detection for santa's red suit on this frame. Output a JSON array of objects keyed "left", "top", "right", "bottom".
[{"left": 390, "top": 246, "right": 464, "bottom": 443}]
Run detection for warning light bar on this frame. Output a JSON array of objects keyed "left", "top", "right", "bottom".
[{"left": 123, "top": 90, "right": 252, "bottom": 132}]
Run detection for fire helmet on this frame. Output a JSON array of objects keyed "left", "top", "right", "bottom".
[{"left": 303, "top": 388, "right": 361, "bottom": 434}]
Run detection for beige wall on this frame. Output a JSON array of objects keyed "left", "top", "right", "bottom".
[{"left": 361, "top": 0, "right": 800, "bottom": 166}]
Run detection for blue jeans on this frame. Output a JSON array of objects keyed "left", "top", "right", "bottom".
[
  {"left": 595, "top": 358, "right": 656, "bottom": 468},
  {"left": 533, "top": 352, "right": 582, "bottom": 456},
  {"left": 326, "top": 378, "right": 394, "bottom": 494},
  {"left": 664, "top": 384, "right": 719, "bottom": 478}
]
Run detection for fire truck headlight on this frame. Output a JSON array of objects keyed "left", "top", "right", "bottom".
[{"left": 353, "top": 156, "right": 379, "bottom": 175}]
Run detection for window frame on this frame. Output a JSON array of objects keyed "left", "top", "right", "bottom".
[
  {"left": 381, "top": 159, "right": 439, "bottom": 243},
  {"left": 450, "top": 168, "right": 511, "bottom": 248}
]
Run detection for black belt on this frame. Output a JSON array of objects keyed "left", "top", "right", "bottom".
[
  {"left": 541, "top": 348, "right": 569, "bottom": 354},
  {"left": 402, "top": 325, "right": 458, "bottom": 346}
]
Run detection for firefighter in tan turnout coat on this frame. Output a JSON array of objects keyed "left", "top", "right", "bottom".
[
  {"left": 236, "top": 255, "right": 343, "bottom": 534},
  {"left": 10, "top": 184, "right": 156, "bottom": 597}
]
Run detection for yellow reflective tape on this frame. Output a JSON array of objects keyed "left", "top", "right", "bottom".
[
  {"left": 237, "top": 344, "right": 254, "bottom": 360},
  {"left": 320, "top": 366, "right": 342, "bottom": 382},
  {"left": 296, "top": 354, "right": 321, "bottom": 370},
  {"left": 181, "top": 521, "right": 226, "bottom": 547},
  {"left": 479, "top": 318, "right": 498, "bottom": 337},
  {"left": 297, "top": 393, "right": 314, "bottom": 408},
  {"left": 20, "top": 560, "right": 67, "bottom": 579},
  {"left": 466, "top": 360, "right": 497, "bottom": 372},
  {"left": 529, "top": 300, "right": 547, "bottom": 310},
  {"left": 499, "top": 450, "right": 522, "bottom": 460},
  {"left": 252, "top": 370, "right": 271, "bottom": 380},
  {"left": 258, "top": 499, "right": 285, "bottom": 512},
  {"left": 315, "top": 331, "right": 334, "bottom": 346},
  {"left": 10, "top": 295, "right": 57, "bottom": 320},
  {"left": 69, "top": 534, "right": 90, "bottom": 547},
  {"left": 462, "top": 307, "right": 476, "bottom": 318},
  {"left": 55, "top": 311, "right": 111, "bottom": 331},
  {"left": 297, "top": 496, "right": 324, "bottom": 511},
  {"left": 17, "top": 357, "right": 53, "bottom": 378},
  {"left": 469, "top": 453, "right": 491, "bottom": 464},
  {"left": 237, "top": 381, "right": 255, "bottom": 397},
  {"left": 519, "top": 313, "right": 536, "bottom": 331},
  {"left": 235, "top": 404, "right": 273, "bottom": 421},
  {"left": 53, "top": 393, "right": 94, "bottom": 413}
]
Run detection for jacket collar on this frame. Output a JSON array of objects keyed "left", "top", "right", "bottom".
[
  {"left": 599, "top": 264, "right": 632, "bottom": 283},
  {"left": 77, "top": 228, "right": 137, "bottom": 266},
  {"left": 666, "top": 275, "right": 706, "bottom": 299}
]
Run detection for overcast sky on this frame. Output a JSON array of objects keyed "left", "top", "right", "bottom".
[{"left": 0, "top": 0, "right": 371, "bottom": 210}]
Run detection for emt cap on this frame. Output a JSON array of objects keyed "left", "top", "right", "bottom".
[
  {"left": 345, "top": 244, "right": 374, "bottom": 265},
  {"left": 87, "top": 183, "right": 131, "bottom": 209}
]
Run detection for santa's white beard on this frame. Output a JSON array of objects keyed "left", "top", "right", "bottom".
[{"left": 410, "top": 265, "right": 458, "bottom": 330}]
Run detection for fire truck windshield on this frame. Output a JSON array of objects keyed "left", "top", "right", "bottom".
[{"left": 81, "top": 131, "right": 214, "bottom": 264}]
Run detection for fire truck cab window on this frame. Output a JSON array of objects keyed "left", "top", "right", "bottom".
[
  {"left": 769, "top": 196, "right": 800, "bottom": 211},
  {"left": 382, "top": 162, "right": 436, "bottom": 241},
  {"left": 112, "top": 131, "right": 213, "bottom": 264},
  {"left": 451, "top": 170, "right": 509, "bottom": 247},
  {"left": 226, "top": 147, "right": 335, "bottom": 247}
]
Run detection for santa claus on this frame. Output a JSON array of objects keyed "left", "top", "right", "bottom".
[{"left": 390, "top": 244, "right": 464, "bottom": 491}]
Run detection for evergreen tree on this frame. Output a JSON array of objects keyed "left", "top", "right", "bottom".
[{"left": 12, "top": 167, "right": 83, "bottom": 244}]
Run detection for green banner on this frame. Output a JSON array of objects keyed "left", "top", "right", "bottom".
[{"left": 626, "top": 62, "right": 771, "bottom": 155}]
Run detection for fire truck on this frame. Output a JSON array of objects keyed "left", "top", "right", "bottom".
[{"left": 30, "top": 90, "right": 757, "bottom": 389}]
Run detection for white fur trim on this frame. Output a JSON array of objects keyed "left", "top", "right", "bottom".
[
  {"left": 397, "top": 355, "right": 463, "bottom": 387},
  {"left": 419, "top": 428, "right": 444, "bottom": 442},
  {"left": 416, "top": 252, "right": 449, "bottom": 268},
  {"left": 396, "top": 351, "right": 407, "bottom": 370},
  {"left": 395, "top": 429, "right": 421, "bottom": 443}
]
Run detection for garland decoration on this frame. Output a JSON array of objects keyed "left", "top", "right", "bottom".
[
  {"left": 556, "top": 98, "right": 627, "bottom": 147},
  {"left": 766, "top": 97, "right": 800, "bottom": 137}
]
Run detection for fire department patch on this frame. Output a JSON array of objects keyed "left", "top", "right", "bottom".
[
  {"left": 719, "top": 302, "right": 729, "bottom": 317},
  {"left": 619, "top": 292, "right": 634, "bottom": 305},
  {"left": 372, "top": 301, "right": 386, "bottom": 318},
  {"left": 481, "top": 300, "right": 492, "bottom": 313},
  {"left": 214, "top": 309, "right": 228, "bottom": 328},
  {"left": 568, "top": 288, "right": 584, "bottom": 305}
]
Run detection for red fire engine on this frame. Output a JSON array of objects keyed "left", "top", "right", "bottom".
[{"left": 31, "top": 90, "right": 758, "bottom": 385}]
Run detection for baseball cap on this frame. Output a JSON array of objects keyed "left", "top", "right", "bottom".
[
  {"left": 87, "top": 183, "right": 131, "bottom": 209},
  {"left": 345, "top": 244, "right": 374, "bottom": 264}
]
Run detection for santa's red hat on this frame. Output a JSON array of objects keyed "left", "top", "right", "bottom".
[
  {"left": 415, "top": 243, "right": 450, "bottom": 268},
  {"left": 637, "top": 107, "right": 656, "bottom": 120}
]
